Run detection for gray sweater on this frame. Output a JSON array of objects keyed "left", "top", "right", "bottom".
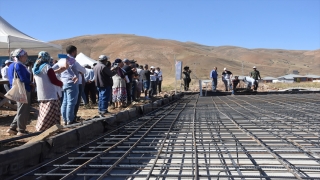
[{"left": 93, "top": 62, "right": 116, "bottom": 87}]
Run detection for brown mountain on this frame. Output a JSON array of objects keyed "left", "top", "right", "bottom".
[{"left": 50, "top": 34, "right": 319, "bottom": 86}]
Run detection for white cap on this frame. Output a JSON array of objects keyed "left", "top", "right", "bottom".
[
  {"left": 150, "top": 66, "right": 155, "bottom": 69},
  {"left": 98, "top": 55, "right": 108, "bottom": 61},
  {"left": 253, "top": 66, "right": 256, "bottom": 69},
  {"left": 224, "top": 68, "right": 227, "bottom": 70},
  {"left": 5, "top": 60, "right": 13, "bottom": 64}
]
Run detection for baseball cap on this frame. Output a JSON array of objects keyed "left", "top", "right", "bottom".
[
  {"left": 253, "top": 66, "right": 256, "bottom": 69},
  {"left": 150, "top": 66, "right": 155, "bottom": 69},
  {"left": 224, "top": 68, "right": 227, "bottom": 70},
  {"left": 123, "top": 59, "right": 129, "bottom": 63},
  {"left": 98, "top": 55, "right": 108, "bottom": 61},
  {"left": 5, "top": 60, "right": 13, "bottom": 64}
]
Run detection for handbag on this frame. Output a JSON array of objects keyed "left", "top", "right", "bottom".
[{"left": 5, "top": 63, "right": 28, "bottom": 104}]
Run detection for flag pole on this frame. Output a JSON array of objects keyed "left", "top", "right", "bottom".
[{"left": 174, "top": 54, "right": 176, "bottom": 95}]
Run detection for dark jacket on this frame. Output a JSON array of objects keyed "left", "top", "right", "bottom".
[
  {"left": 93, "top": 62, "right": 116, "bottom": 87},
  {"left": 123, "top": 65, "right": 133, "bottom": 83}
]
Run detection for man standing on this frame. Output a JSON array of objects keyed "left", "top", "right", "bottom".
[
  {"left": 250, "top": 66, "right": 261, "bottom": 91},
  {"left": 222, "top": 68, "right": 233, "bottom": 91},
  {"left": 123, "top": 59, "right": 134, "bottom": 104},
  {"left": 93, "top": 55, "right": 117, "bottom": 117},
  {"left": 52, "top": 45, "right": 86, "bottom": 125},
  {"left": 150, "top": 66, "right": 158, "bottom": 96},
  {"left": 142, "top": 64, "right": 151, "bottom": 100},
  {"left": 130, "top": 60, "right": 138, "bottom": 102},
  {"left": 1, "top": 60, "right": 13, "bottom": 92},
  {"left": 84, "top": 64, "right": 96, "bottom": 106},
  {"left": 210, "top": 67, "right": 218, "bottom": 92},
  {"left": 155, "top": 67, "right": 162, "bottom": 94},
  {"left": 183, "top": 66, "right": 192, "bottom": 91}
]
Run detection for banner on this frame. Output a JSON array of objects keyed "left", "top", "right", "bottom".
[{"left": 175, "top": 61, "right": 182, "bottom": 80}]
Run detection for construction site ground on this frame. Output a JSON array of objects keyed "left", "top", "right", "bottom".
[{"left": 13, "top": 93, "right": 320, "bottom": 180}]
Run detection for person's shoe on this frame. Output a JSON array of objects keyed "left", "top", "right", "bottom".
[
  {"left": 17, "top": 131, "right": 29, "bottom": 136},
  {"left": 6, "top": 129, "right": 18, "bottom": 136},
  {"left": 67, "top": 121, "right": 75, "bottom": 125}
]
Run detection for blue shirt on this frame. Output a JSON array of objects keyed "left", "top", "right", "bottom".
[
  {"left": 84, "top": 68, "right": 94, "bottom": 82},
  {"left": 8, "top": 62, "right": 31, "bottom": 92},
  {"left": 210, "top": 70, "right": 218, "bottom": 79}
]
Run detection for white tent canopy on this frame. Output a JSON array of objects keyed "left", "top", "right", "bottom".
[
  {"left": 0, "top": 16, "right": 61, "bottom": 50},
  {"left": 76, "top": 52, "right": 97, "bottom": 67}
]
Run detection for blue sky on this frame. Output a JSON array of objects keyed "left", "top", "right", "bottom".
[{"left": 0, "top": 0, "right": 319, "bottom": 50}]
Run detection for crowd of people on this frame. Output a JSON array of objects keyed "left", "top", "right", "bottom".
[
  {"left": 3, "top": 45, "right": 163, "bottom": 136},
  {"left": 210, "top": 66, "right": 261, "bottom": 95}
]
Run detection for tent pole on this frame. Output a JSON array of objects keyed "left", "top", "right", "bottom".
[{"left": 8, "top": 41, "right": 11, "bottom": 58}]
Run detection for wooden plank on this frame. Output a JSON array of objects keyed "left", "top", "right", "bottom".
[
  {"left": 26, "top": 124, "right": 63, "bottom": 144},
  {"left": 0, "top": 98, "right": 9, "bottom": 107},
  {"left": 3, "top": 102, "right": 17, "bottom": 110}
]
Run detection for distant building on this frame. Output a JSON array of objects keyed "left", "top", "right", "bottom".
[
  {"left": 262, "top": 77, "right": 277, "bottom": 83},
  {"left": 305, "top": 75, "right": 320, "bottom": 82},
  {"left": 276, "top": 74, "right": 307, "bottom": 83},
  {"left": 292, "top": 70, "right": 299, "bottom": 75}
]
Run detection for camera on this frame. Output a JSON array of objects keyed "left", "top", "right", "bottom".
[{"left": 112, "top": 63, "right": 118, "bottom": 68}]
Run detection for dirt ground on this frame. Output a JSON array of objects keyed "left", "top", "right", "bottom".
[{"left": 0, "top": 92, "right": 172, "bottom": 151}]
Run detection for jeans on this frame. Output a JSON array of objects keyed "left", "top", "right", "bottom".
[
  {"left": 97, "top": 86, "right": 111, "bottom": 114},
  {"left": 81, "top": 85, "right": 88, "bottom": 104},
  {"left": 212, "top": 78, "right": 217, "bottom": 91},
  {"left": 223, "top": 79, "right": 231, "bottom": 91},
  {"left": 61, "top": 83, "right": 79, "bottom": 124},
  {"left": 74, "top": 84, "right": 84, "bottom": 119}
]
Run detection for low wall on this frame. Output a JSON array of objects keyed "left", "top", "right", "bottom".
[{"left": 0, "top": 94, "right": 181, "bottom": 179}]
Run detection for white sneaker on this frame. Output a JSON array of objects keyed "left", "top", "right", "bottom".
[
  {"left": 17, "top": 131, "right": 29, "bottom": 136},
  {"left": 6, "top": 129, "right": 18, "bottom": 136}
]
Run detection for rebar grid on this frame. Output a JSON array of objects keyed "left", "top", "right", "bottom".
[{"left": 17, "top": 94, "right": 320, "bottom": 180}]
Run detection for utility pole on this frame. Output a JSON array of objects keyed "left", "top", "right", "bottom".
[{"left": 242, "top": 61, "right": 244, "bottom": 76}]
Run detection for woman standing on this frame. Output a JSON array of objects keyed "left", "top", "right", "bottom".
[
  {"left": 183, "top": 66, "right": 192, "bottom": 91},
  {"left": 6, "top": 49, "right": 32, "bottom": 136},
  {"left": 112, "top": 59, "right": 127, "bottom": 108},
  {"left": 33, "top": 51, "right": 63, "bottom": 131}
]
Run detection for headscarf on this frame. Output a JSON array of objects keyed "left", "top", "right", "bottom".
[
  {"left": 32, "top": 51, "right": 51, "bottom": 75},
  {"left": 12, "top": 48, "right": 28, "bottom": 62}
]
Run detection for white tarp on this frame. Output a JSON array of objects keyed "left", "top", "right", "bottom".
[
  {"left": 0, "top": 16, "right": 61, "bottom": 50},
  {"left": 76, "top": 52, "right": 97, "bottom": 66}
]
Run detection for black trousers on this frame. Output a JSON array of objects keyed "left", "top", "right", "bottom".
[
  {"left": 183, "top": 78, "right": 190, "bottom": 91},
  {"left": 253, "top": 80, "right": 259, "bottom": 91},
  {"left": 84, "top": 82, "right": 96, "bottom": 104},
  {"left": 126, "top": 83, "right": 132, "bottom": 103},
  {"left": 157, "top": 80, "right": 162, "bottom": 93}
]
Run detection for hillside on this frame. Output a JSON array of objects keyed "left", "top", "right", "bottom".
[{"left": 49, "top": 34, "right": 319, "bottom": 86}]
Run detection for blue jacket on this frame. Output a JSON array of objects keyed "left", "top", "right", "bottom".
[
  {"left": 210, "top": 70, "right": 218, "bottom": 79},
  {"left": 8, "top": 62, "right": 31, "bottom": 92}
]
